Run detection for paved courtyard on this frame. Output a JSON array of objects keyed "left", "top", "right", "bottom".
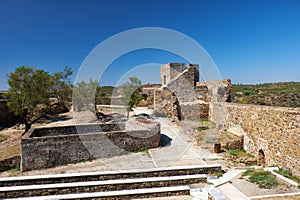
[{"left": 99, "top": 113, "right": 222, "bottom": 170}]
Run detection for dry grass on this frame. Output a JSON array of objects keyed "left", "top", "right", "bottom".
[{"left": 0, "top": 128, "right": 23, "bottom": 160}]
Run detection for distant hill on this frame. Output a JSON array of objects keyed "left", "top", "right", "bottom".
[{"left": 231, "top": 82, "right": 300, "bottom": 107}]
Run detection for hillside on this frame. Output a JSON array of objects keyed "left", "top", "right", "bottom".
[{"left": 231, "top": 82, "right": 300, "bottom": 107}]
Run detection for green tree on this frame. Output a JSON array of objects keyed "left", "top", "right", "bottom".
[
  {"left": 72, "top": 79, "right": 99, "bottom": 112},
  {"left": 121, "top": 76, "right": 143, "bottom": 117},
  {"left": 95, "top": 86, "right": 114, "bottom": 105},
  {"left": 6, "top": 66, "right": 73, "bottom": 133},
  {"left": 7, "top": 66, "right": 53, "bottom": 132},
  {"left": 51, "top": 66, "right": 73, "bottom": 103}
]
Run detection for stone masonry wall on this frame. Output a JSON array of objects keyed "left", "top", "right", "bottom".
[
  {"left": 154, "top": 87, "right": 179, "bottom": 118},
  {"left": 211, "top": 102, "right": 300, "bottom": 176},
  {"left": 143, "top": 63, "right": 231, "bottom": 121},
  {"left": 21, "top": 122, "right": 160, "bottom": 171}
]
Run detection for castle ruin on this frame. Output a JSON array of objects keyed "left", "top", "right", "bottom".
[{"left": 142, "top": 63, "right": 300, "bottom": 176}]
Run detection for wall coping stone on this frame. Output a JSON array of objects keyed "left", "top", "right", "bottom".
[{"left": 0, "top": 164, "right": 221, "bottom": 182}]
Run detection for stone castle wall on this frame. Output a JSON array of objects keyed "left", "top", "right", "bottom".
[
  {"left": 142, "top": 63, "right": 231, "bottom": 121},
  {"left": 211, "top": 102, "right": 300, "bottom": 176},
  {"left": 21, "top": 122, "right": 160, "bottom": 171}
]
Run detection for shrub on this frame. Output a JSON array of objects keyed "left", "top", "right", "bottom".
[
  {"left": 275, "top": 168, "right": 300, "bottom": 183},
  {"left": 242, "top": 169, "right": 278, "bottom": 189}
]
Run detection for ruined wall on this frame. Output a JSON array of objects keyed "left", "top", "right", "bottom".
[
  {"left": 154, "top": 87, "right": 179, "bottom": 118},
  {"left": 211, "top": 102, "right": 300, "bottom": 176},
  {"left": 153, "top": 63, "right": 231, "bottom": 121},
  {"left": 21, "top": 122, "right": 160, "bottom": 171},
  {"left": 202, "top": 79, "right": 231, "bottom": 103},
  {"left": 139, "top": 84, "right": 162, "bottom": 107}
]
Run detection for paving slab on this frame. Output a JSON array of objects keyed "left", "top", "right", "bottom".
[
  {"left": 149, "top": 118, "right": 222, "bottom": 168},
  {"left": 218, "top": 183, "right": 248, "bottom": 200},
  {"left": 208, "top": 170, "right": 245, "bottom": 186}
]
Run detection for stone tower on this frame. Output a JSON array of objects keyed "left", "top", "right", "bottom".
[{"left": 160, "top": 63, "right": 199, "bottom": 86}]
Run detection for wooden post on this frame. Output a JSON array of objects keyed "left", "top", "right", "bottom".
[{"left": 214, "top": 143, "right": 221, "bottom": 153}]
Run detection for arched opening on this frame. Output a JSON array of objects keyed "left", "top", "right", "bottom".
[{"left": 257, "top": 149, "right": 266, "bottom": 166}]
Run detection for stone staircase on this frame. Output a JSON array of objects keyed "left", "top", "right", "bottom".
[{"left": 0, "top": 164, "right": 221, "bottom": 199}]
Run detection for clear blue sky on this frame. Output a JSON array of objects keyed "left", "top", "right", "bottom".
[{"left": 1, "top": 0, "right": 300, "bottom": 89}]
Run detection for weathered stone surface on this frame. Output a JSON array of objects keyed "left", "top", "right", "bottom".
[
  {"left": 151, "top": 63, "right": 231, "bottom": 121},
  {"left": 1, "top": 177, "right": 205, "bottom": 198},
  {"left": 21, "top": 121, "right": 160, "bottom": 171},
  {"left": 211, "top": 102, "right": 300, "bottom": 176},
  {"left": 0, "top": 165, "right": 221, "bottom": 187}
]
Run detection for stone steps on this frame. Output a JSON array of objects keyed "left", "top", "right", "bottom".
[
  {"left": 0, "top": 164, "right": 221, "bottom": 187},
  {"left": 0, "top": 174, "right": 206, "bottom": 198},
  {"left": 3, "top": 186, "right": 191, "bottom": 200},
  {"left": 0, "top": 164, "right": 221, "bottom": 199}
]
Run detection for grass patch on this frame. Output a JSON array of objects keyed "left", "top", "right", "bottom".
[
  {"left": 242, "top": 169, "right": 278, "bottom": 189},
  {"left": 228, "top": 149, "right": 254, "bottom": 158},
  {"left": 214, "top": 172, "right": 223, "bottom": 178},
  {"left": 199, "top": 119, "right": 216, "bottom": 129},
  {"left": 275, "top": 168, "right": 300, "bottom": 184},
  {"left": 133, "top": 147, "right": 148, "bottom": 153},
  {"left": 6, "top": 164, "right": 22, "bottom": 177},
  {"left": 242, "top": 168, "right": 255, "bottom": 176},
  {"left": 133, "top": 147, "right": 150, "bottom": 157},
  {"left": 11, "top": 163, "right": 20, "bottom": 171}
]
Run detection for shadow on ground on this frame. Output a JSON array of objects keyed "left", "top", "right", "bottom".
[{"left": 159, "top": 134, "right": 172, "bottom": 147}]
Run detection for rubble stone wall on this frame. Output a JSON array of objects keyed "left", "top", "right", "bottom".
[
  {"left": 21, "top": 122, "right": 160, "bottom": 171},
  {"left": 211, "top": 102, "right": 300, "bottom": 176}
]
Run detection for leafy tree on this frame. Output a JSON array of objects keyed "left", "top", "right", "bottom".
[
  {"left": 72, "top": 79, "right": 99, "bottom": 112},
  {"left": 6, "top": 66, "right": 73, "bottom": 133},
  {"left": 51, "top": 66, "right": 73, "bottom": 104},
  {"left": 121, "top": 76, "right": 143, "bottom": 117},
  {"left": 95, "top": 86, "right": 114, "bottom": 105},
  {"left": 7, "top": 66, "right": 53, "bottom": 132}
]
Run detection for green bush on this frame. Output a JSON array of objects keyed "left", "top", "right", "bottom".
[
  {"left": 275, "top": 168, "right": 300, "bottom": 183},
  {"left": 242, "top": 169, "right": 278, "bottom": 189}
]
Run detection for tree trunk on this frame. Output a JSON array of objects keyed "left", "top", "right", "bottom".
[
  {"left": 23, "top": 121, "right": 31, "bottom": 135},
  {"left": 126, "top": 107, "right": 130, "bottom": 118}
]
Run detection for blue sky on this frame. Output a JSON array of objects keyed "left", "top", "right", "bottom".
[{"left": 0, "top": 0, "right": 300, "bottom": 89}]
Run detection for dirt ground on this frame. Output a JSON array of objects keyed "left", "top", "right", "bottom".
[
  {"left": 0, "top": 111, "right": 75, "bottom": 161},
  {"left": 0, "top": 128, "right": 22, "bottom": 160}
]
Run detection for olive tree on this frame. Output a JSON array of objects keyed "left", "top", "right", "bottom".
[
  {"left": 121, "top": 76, "right": 144, "bottom": 117},
  {"left": 6, "top": 66, "right": 73, "bottom": 133}
]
